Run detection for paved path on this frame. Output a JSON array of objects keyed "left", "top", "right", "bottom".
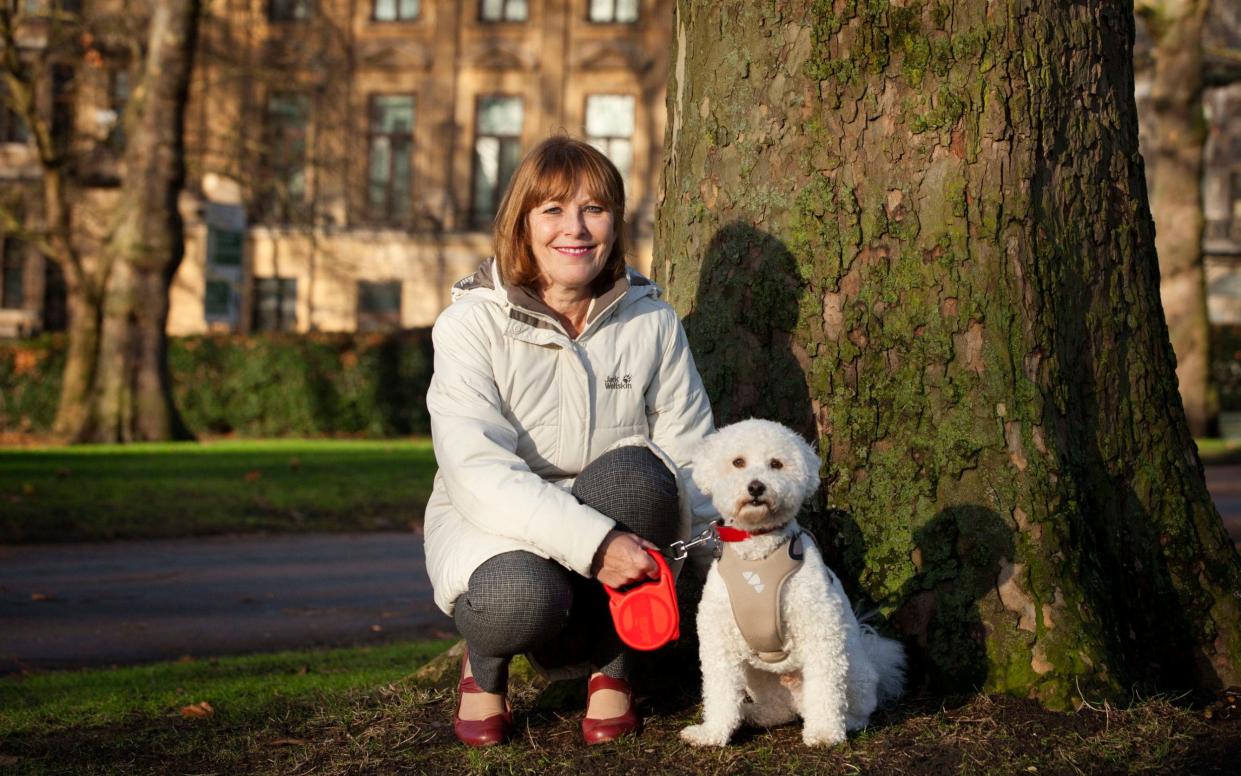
[
  {"left": 1, "top": 467, "right": 1238, "bottom": 674},
  {"left": 0, "top": 532, "right": 452, "bottom": 673}
]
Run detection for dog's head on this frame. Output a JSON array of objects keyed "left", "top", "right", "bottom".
[{"left": 692, "top": 419, "right": 821, "bottom": 532}]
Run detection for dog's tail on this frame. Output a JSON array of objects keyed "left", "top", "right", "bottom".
[{"left": 858, "top": 617, "right": 907, "bottom": 706}]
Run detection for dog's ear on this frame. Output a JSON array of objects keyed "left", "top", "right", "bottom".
[
  {"left": 795, "top": 433, "right": 822, "bottom": 493},
  {"left": 691, "top": 431, "right": 721, "bottom": 495}
]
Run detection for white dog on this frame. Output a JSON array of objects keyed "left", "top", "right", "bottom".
[{"left": 680, "top": 419, "right": 906, "bottom": 748}]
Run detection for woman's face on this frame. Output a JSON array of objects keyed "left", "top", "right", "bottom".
[{"left": 526, "top": 186, "right": 615, "bottom": 297}]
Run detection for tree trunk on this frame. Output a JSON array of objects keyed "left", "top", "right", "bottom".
[
  {"left": 76, "top": 0, "right": 198, "bottom": 443},
  {"left": 657, "top": 0, "right": 1241, "bottom": 708},
  {"left": 1138, "top": 0, "right": 1215, "bottom": 437}
]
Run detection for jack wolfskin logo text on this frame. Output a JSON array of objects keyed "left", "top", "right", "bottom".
[{"left": 604, "top": 374, "right": 633, "bottom": 390}]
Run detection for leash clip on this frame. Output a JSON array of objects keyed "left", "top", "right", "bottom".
[{"left": 666, "top": 520, "right": 722, "bottom": 561}]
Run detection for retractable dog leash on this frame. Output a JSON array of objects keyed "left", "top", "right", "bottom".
[{"left": 602, "top": 523, "right": 723, "bottom": 651}]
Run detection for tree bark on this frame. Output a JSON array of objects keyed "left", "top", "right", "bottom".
[
  {"left": 3, "top": 1, "right": 196, "bottom": 442},
  {"left": 657, "top": 0, "right": 1241, "bottom": 708},
  {"left": 80, "top": 0, "right": 198, "bottom": 442},
  {"left": 1137, "top": 0, "right": 1215, "bottom": 437}
]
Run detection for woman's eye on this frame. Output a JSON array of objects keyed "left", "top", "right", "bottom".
[
  {"left": 585, "top": 205, "right": 605, "bottom": 213},
  {"left": 769, "top": 459, "right": 784, "bottom": 470},
  {"left": 732, "top": 457, "right": 746, "bottom": 468},
  {"left": 543, "top": 206, "right": 562, "bottom": 215}
]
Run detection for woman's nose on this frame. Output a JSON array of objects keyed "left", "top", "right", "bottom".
[{"left": 561, "top": 210, "right": 590, "bottom": 236}]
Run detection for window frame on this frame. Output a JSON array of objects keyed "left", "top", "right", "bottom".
[
  {"left": 371, "top": 0, "right": 419, "bottom": 22},
  {"left": 251, "top": 277, "right": 298, "bottom": 332},
  {"left": 583, "top": 93, "right": 636, "bottom": 186},
  {"left": 1, "top": 238, "right": 24, "bottom": 310},
  {"left": 469, "top": 94, "right": 524, "bottom": 229},
  {"left": 268, "top": 0, "right": 312, "bottom": 23},
  {"left": 366, "top": 93, "right": 416, "bottom": 225},
  {"left": 259, "top": 91, "right": 311, "bottom": 223},
  {"left": 355, "top": 279, "right": 403, "bottom": 332},
  {"left": 586, "top": 0, "right": 639, "bottom": 24},
  {"left": 0, "top": 74, "right": 30, "bottom": 145},
  {"left": 478, "top": 0, "right": 527, "bottom": 23}
]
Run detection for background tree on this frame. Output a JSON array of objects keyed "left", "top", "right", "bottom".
[
  {"left": 1135, "top": 0, "right": 1215, "bottom": 437},
  {"left": 0, "top": 0, "right": 197, "bottom": 442},
  {"left": 656, "top": 0, "right": 1241, "bottom": 707}
]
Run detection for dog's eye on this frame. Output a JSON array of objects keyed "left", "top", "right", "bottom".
[
  {"left": 732, "top": 457, "right": 746, "bottom": 468},
  {"left": 769, "top": 459, "right": 784, "bottom": 470}
]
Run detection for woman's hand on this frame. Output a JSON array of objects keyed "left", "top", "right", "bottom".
[{"left": 591, "top": 530, "right": 660, "bottom": 588}]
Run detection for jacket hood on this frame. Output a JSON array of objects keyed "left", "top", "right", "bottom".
[{"left": 450, "top": 257, "right": 660, "bottom": 334}]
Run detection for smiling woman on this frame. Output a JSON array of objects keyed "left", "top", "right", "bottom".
[{"left": 422, "top": 137, "right": 717, "bottom": 747}]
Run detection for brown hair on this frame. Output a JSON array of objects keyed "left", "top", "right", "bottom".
[{"left": 492, "top": 136, "right": 628, "bottom": 293}]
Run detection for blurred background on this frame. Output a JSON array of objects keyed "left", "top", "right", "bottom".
[{"left": 0, "top": 0, "right": 1238, "bottom": 440}]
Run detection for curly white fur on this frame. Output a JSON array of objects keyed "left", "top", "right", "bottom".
[{"left": 681, "top": 419, "right": 906, "bottom": 748}]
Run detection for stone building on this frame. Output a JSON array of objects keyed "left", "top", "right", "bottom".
[
  {"left": 0, "top": 0, "right": 672, "bottom": 335},
  {"left": 1135, "top": 1, "right": 1241, "bottom": 325},
  {"left": 4, "top": 2, "right": 1241, "bottom": 338}
]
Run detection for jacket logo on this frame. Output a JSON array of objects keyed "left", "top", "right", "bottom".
[
  {"left": 742, "top": 571, "right": 765, "bottom": 593},
  {"left": 604, "top": 374, "right": 633, "bottom": 390}
]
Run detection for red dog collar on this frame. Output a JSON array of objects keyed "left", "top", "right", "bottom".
[{"left": 716, "top": 525, "right": 780, "bottom": 542}]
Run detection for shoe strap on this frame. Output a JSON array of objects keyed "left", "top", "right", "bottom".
[
  {"left": 587, "top": 674, "right": 632, "bottom": 696},
  {"left": 459, "top": 674, "right": 486, "bottom": 694}
]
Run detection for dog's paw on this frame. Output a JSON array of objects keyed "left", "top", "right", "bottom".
[
  {"left": 680, "top": 724, "right": 732, "bottom": 747},
  {"left": 802, "top": 722, "right": 847, "bottom": 747}
]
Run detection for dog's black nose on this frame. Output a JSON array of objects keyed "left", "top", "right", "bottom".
[{"left": 748, "top": 480, "right": 766, "bottom": 497}]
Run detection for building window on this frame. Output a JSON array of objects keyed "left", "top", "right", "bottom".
[
  {"left": 105, "top": 67, "right": 131, "bottom": 152},
  {"left": 479, "top": 0, "right": 526, "bottom": 22},
  {"left": 368, "top": 95, "right": 415, "bottom": 224},
  {"left": 260, "top": 93, "right": 310, "bottom": 222},
  {"left": 205, "top": 280, "right": 233, "bottom": 319},
  {"left": 1, "top": 239, "right": 24, "bottom": 309},
  {"left": 252, "top": 277, "right": 297, "bottom": 331},
  {"left": 269, "top": 0, "right": 311, "bottom": 21},
  {"left": 0, "top": 78, "right": 29, "bottom": 144},
  {"left": 357, "top": 280, "right": 402, "bottom": 332},
  {"left": 588, "top": 0, "right": 638, "bottom": 23},
  {"left": 472, "top": 96, "right": 523, "bottom": 227},
  {"left": 50, "top": 65, "right": 74, "bottom": 154},
  {"left": 585, "top": 94, "right": 634, "bottom": 184},
  {"left": 374, "top": 0, "right": 418, "bottom": 21},
  {"left": 208, "top": 226, "right": 244, "bottom": 268}
]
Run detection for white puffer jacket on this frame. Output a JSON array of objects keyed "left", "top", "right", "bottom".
[{"left": 424, "top": 259, "right": 716, "bottom": 614}]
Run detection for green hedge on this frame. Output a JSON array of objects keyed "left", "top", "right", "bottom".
[{"left": 0, "top": 331, "right": 434, "bottom": 437}]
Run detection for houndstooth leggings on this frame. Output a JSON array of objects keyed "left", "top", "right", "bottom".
[{"left": 453, "top": 445, "right": 680, "bottom": 693}]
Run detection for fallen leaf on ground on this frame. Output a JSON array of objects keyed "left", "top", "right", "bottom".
[
  {"left": 179, "top": 701, "right": 214, "bottom": 719},
  {"left": 270, "top": 738, "right": 308, "bottom": 747},
  {"left": 243, "top": 469, "right": 262, "bottom": 482},
  {"left": 370, "top": 624, "right": 383, "bottom": 632},
  {"left": 0, "top": 754, "right": 19, "bottom": 765},
  {"left": 30, "top": 593, "right": 51, "bottom": 602},
  {"left": 177, "top": 655, "right": 194, "bottom": 663}
]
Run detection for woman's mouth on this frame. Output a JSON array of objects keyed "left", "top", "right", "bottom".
[{"left": 554, "top": 245, "right": 595, "bottom": 256}]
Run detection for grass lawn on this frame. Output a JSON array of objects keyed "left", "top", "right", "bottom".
[
  {"left": 0, "top": 439, "right": 437, "bottom": 543},
  {"left": 1198, "top": 437, "right": 1241, "bottom": 465},
  {"left": 1, "top": 641, "right": 1238, "bottom": 775}
]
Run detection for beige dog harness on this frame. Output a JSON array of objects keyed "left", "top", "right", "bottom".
[{"left": 716, "top": 531, "right": 808, "bottom": 663}]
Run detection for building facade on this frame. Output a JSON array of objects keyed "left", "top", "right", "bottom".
[{"left": 0, "top": 0, "right": 672, "bottom": 336}]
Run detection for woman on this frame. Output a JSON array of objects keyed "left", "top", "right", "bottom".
[{"left": 424, "top": 136, "right": 715, "bottom": 747}]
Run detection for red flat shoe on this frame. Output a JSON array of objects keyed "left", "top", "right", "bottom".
[
  {"left": 581, "top": 674, "right": 640, "bottom": 745},
  {"left": 454, "top": 652, "right": 511, "bottom": 747}
]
